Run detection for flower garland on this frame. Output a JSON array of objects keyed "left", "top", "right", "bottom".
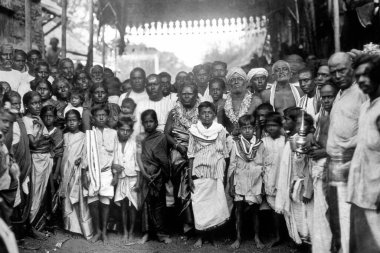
[
  {"left": 224, "top": 91, "right": 252, "bottom": 124},
  {"left": 173, "top": 100, "right": 199, "bottom": 129}
]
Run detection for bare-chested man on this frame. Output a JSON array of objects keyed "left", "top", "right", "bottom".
[{"left": 262, "top": 60, "right": 303, "bottom": 114}]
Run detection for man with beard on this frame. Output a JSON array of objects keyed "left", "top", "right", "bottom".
[
  {"left": 247, "top": 68, "right": 269, "bottom": 98},
  {"left": 134, "top": 74, "right": 175, "bottom": 135},
  {"left": 326, "top": 52, "right": 368, "bottom": 253},
  {"left": 297, "top": 68, "right": 320, "bottom": 121},
  {"left": 118, "top": 67, "right": 149, "bottom": 107},
  {"left": 262, "top": 60, "right": 303, "bottom": 115},
  {"left": 58, "top": 58, "right": 75, "bottom": 85},
  {"left": 159, "top": 72, "right": 172, "bottom": 97},
  {"left": 348, "top": 54, "right": 380, "bottom": 253},
  {"left": 0, "top": 44, "right": 23, "bottom": 92}
]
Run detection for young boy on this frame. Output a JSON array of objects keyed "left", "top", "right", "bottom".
[
  {"left": 84, "top": 105, "right": 117, "bottom": 243},
  {"left": 261, "top": 112, "right": 286, "bottom": 247},
  {"left": 113, "top": 117, "right": 140, "bottom": 243},
  {"left": 138, "top": 109, "right": 171, "bottom": 244},
  {"left": 276, "top": 107, "right": 314, "bottom": 245},
  {"left": 255, "top": 103, "right": 274, "bottom": 138},
  {"left": 119, "top": 97, "right": 136, "bottom": 121},
  {"left": 188, "top": 101, "right": 229, "bottom": 248},
  {"left": 64, "top": 87, "right": 84, "bottom": 116},
  {"left": 228, "top": 115, "right": 264, "bottom": 249},
  {"left": 208, "top": 78, "right": 226, "bottom": 113}
]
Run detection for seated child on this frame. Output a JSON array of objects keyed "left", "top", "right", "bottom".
[
  {"left": 64, "top": 87, "right": 84, "bottom": 116},
  {"left": 228, "top": 115, "right": 264, "bottom": 249},
  {"left": 119, "top": 97, "right": 136, "bottom": 121},
  {"left": 112, "top": 117, "right": 140, "bottom": 243},
  {"left": 138, "top": 109, "right": 171, "bottom": 244},
  {"left": 261, "top": 112, "right": 286, "bottom": 247},
  {"left": 188, "top": 102, "right": 229, "bottom": 248},
  {"left": 276, "top": 107, "right": 314, "bottom": 245}
]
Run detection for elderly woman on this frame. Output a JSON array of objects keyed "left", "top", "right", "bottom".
[
  {"left": 164, "top": 81, "right": 199, "bottom": 237},
  {"left": 90, "top": 65, "right": 104, "bottom": 85},
  {"left": 82, "top": 83, "right": 120, "bottom": 130},
  {"left": 218, "top": 67, "right": 262, "bottom": 135}
]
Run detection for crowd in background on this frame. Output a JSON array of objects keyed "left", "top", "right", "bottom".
[{"left": 0, "top": 37, "right": 380, "bottom": 253}]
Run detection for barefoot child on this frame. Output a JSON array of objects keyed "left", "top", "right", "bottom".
[
  {"left": 228, "top": 115, "right": 264, "bottom": 249},
  {"left": 188, "top": 101, "right": 230, "bottom": 248},
  {"left": 113, "top": 117, "right": 139, "bottom": 243},
  {"left": 85, "top": 105, "right": 117, "bottom": 243},
  {"left": 22, "top": 91, "right": 54, "bottom": 231},
  {"left": 261, "top": 112, "right": 286, "bottom": 247},
  {"left": 138, "top": 109, "right": 171, "bottom": 244},
  {"left": 59, "top": 110, "right": 93, "bottom": 239}
]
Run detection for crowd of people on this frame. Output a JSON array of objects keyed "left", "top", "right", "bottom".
[{"left": 0, "top": 40, "right": 379, "bottom": 253}]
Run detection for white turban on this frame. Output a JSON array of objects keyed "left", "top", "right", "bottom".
[
  {"left": 247, "top": 68, "right": 268, "bottom": 82},
  {"left": 226, "top": 67, "right": 247, "bottom": 82}
]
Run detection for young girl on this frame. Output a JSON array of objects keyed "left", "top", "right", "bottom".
[
  {"left": 113, "top": 117, "right": 139, "bottom": 243},
  {"left": 261, "top": 112, "right": 286, "bottom": 247},
  {"left": 188, "top": 101, "right": 229, "bottom": 248},
  {"left": 35, "top": 79, "right": 58, "bottom": 108},
  {"left": 22, "top": 91, "right": 54, "bottom": 231},
  {"left": 138, "top": 109, "right": 171, "bottom": 244},
  {"left": 64, "top": 87, "right": 84, "bottom": 116},
  {"left": 52, "top": 78, "right": 70, "bottom": 124},
  {"left": 228, "top": 115, "right": 264, "bottom": 249},
  {"left": 119, "top": 97, "right": 136, "bottom": 121},
  {"left": 59, "top": 109, "right": 93, "bottom": 239}
]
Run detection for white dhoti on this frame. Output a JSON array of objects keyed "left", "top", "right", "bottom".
[
  {"left": 114, "top": 176, "right": 138, "bottom": 209},
  {"left": 191, "top": 178, "right": 229, "bottom": 231}
]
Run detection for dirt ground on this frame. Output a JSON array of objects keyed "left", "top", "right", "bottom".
[{"left": 18, "top": 230, "right": 295, "bottom": 253}]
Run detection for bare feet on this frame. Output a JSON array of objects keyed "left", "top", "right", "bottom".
[
  {"left": 194, "top": 237, "right": 203, "bottom": 248},
  {"left": 210, "top": 239, "right": 220, "bottom": 248},
  {"left": 161, "top": 237, "right": 172, "bottom": 244},
  {"left": 90, "top": 232, "right": 101, "bottom": 243},
  {"left": 138, "top": 233, "right": 148, "bottom": 244},
  {"left": 255, "top": 235, "right": 265, "bottom": 249},
  {"left": 231, "top": 239, "right": 241, "bottom": 249},
  {"left": 122, "top": 234, "right": 129, "bottom": 244},
  {"left": 102, "top": 231, "right": 109, "bottom": 244}
]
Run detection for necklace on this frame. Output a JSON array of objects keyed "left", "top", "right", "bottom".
[
  {"left": 173, "top": 100, "right": 199, "bottom": 129},
  {"left": 224, "top": 91, "right": 252, "bottom": 124}
]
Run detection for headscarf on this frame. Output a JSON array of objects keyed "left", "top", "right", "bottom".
[
  {"left": 226, "top": 67, "right": 247, "bottom": 83},
  {"left": 247, "top": 68, "right": 269, "bottom": 82}
]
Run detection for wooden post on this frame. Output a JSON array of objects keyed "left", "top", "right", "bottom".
[
  {"left": 62, "top": 0, "right": 67, "bottom": 58},
  {"left": 294, "top": 0, "right": 300, "bottom": 43},
  {"left": 25, "top": 0, "right": 32, "bottom": 51},
  {"left": 333, "top": 0, "right": 341, "bottom": 52},
  {"left": 87, "top": 0, "right": 94, "bottom": 68},
  {"left": 102, "top": 25, "right": 105, "bottom": 68}
]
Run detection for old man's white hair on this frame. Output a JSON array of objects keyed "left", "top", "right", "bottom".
[
  {"left": 272, "top": 60, "right": 290, "bottom": 73},
  {"left": 226, "top": 67, "right": 247, "bottom": 82},
  {"left": 247, "top": 68, "right": 269, "bottom": 82}
]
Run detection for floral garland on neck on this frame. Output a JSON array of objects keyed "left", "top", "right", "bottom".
[
  {"left": 173, "top": 100, "right": 200, "bottom": 129},
  {"left": 224, "top": 91, "right": 252, "bottom": 124}
]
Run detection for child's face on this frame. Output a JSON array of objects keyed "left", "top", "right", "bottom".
[
  {"left": 199, "top": 107, "right": 216, "bottom": 127},
  {"left": 120, "top": 82, "right": 132, "bottom": 93},
  {"left": 117, "top": 124, "right": 133, "bottom": 142},
  {"left": 70, "top": 94, "right": 82, "bottom": 107},
  {"left": 50, "top": 67, "right": 59, "bottom": 79},
  {"left": 42, "top": 110, "right": 55, "bottom": 127},
  {"left": 9, "top": 96, "right": 21, "bottom": 112},
  {"left": 0, "top": 82, "right": 10, "bottom": 94},
  {"left": 27, "top": 95, "right": 42, "bottom": 115},
  {"left": 57, "top": 81, "right": 70, "bottom": 100},
  {"left": 265, "top": 121, "right": 282, "bottom": 139},
  {"left": 257, "top": 108, "right": 270, "bottom": 127},
  {"left": 240, "top": 123, "right": 255, "bottom": 140},
  {"left": 66, "top": 113, "right": 80, "bottom": 132},
  {"left": 121, "top": 102, "right": 135, "bottom": 114},
  {"left": 36, "top": 65, "right": 49, "bottom": 80},
  {"left": 209, "top": 82, "right": 224, "bottom": 102},
  {"left": 282, "top": 115, "right": 296, "bottom": 133},
  {"left": 93, "top": 109, "right": 108, "bottom": 128},
  {"left": 36, "top": 83, "right": 52, "bottom": 101},
  {"left": 295, "top": 117, "right": 310, "bottom": 133},
  {"left": 142, "top": 114, "right": 157, "bottom": 133}
]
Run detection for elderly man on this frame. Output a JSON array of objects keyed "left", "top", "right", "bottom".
[
  {"left": 326, "top": 52, "right": 368, "bottom": 253},
  {"left": 0, "top": 44, "right": 23, "bottom": 92},
  {"left": 297, "top": 68, "right": 319, "bottom": 120},
  {"left": 348, "top": 54, "right": 380, "bottom": 253},
  {"left": 134, "top": 74, "right": 175, "bottom": 134},
  {"left": 118, "top": 67, "right": 149, "bottom": 107},
  {"left": 247, "top": 67, "right": 269, "bottom": 97},
  {"left": 58, "top": 58, "right": 75, "bottom": 85},
  {"left": 262, "top": 60, "right": 303, "bottom": 114},
  {"left": 218, "top": 67, "right": 262, "bottom": 135},
  {"left": 12, "top": 49, "right": 28, "bottom": 73}
]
